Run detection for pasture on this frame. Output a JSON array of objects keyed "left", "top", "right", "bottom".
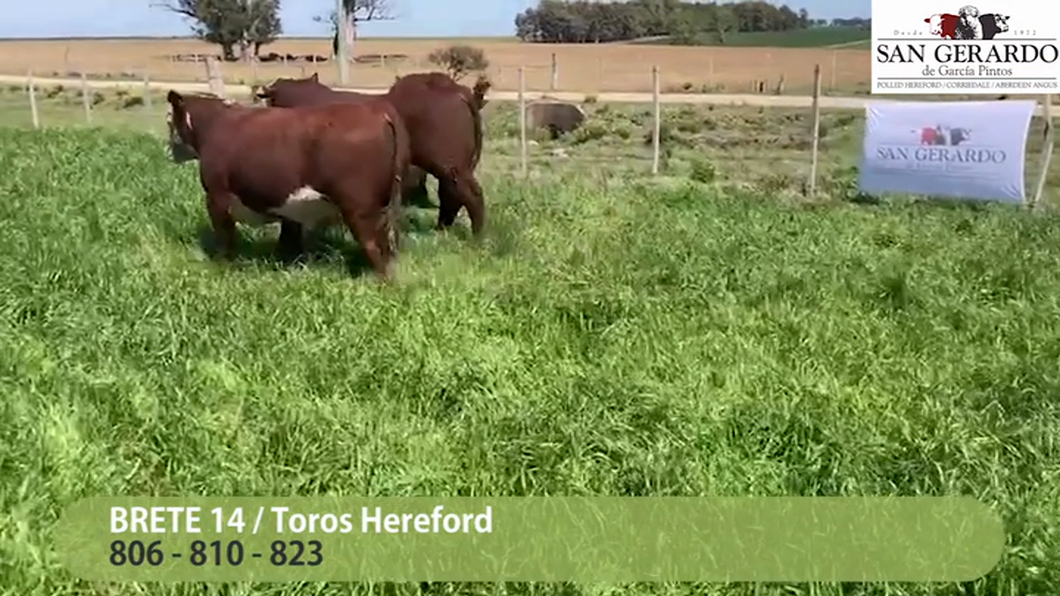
[
  {"left": 0, "top": 37, "right": 872, "bottom": 95},
  {"left": 668, "top": 26, "right": 871, "bottom": 48},
  {"left": 1, "top": 85, "right": 1060, "bottom": 596}
]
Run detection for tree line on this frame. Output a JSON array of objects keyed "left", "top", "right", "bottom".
[
  {"left": 153, "top": 0, "right": 393, "bottom": 61},
  {"left": 152, "top": 0, "right": 870, "bottom": 61},
  {"left": 514, "top": 0, "right": 868, "bottom": 45}
]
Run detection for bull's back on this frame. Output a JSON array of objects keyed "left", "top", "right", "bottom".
[
  {"left": 302, "top": 102, "right": 403, "bottom": 191},
  {"left": 272, "top": 88, "right": 374, "bottom": 108},
  {"left": 198, "top": 109, "right": 316, "bottom": 193},
  {"left": 392, "top": 89, "right": 477, "bottom": 164}
]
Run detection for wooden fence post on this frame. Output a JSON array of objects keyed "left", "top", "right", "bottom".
[
  {"left": 81, "top": 72, "right": 91, "bottom": 124},
  {"left": 651, "top": 65, "right": 661, "bottom": 175},
  {"left": 519, "top": 66, "right": 527, "bottom": 178},
  {"left": 806, "top": 64, "right": 823, "bottom": 197},
  {"left": 830, "top": 51, "right": 837, "bottom": 90},
  {"left": 142, "top": 72, "right": 153, "bottom": 112},
  {"left": 550, "top": 53, "right": 558, "bottom": 91},
  {"left": 1032, "top": 95, "right": 1054, "bottom": 209},
  {"left": 27, "top": 70, "right": 39, "bottom": 129}
]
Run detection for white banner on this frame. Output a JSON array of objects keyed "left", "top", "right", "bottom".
[
  {"left": 858, "top": 100, "right": 1035, "bottom": 203},
  {"left": 871, "top": 0, "right": 1060, "bottom": 94}
]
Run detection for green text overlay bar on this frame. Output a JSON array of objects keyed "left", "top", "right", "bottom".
[{"left": 55, "top": 497, "right": 1004, "bottom": 582}]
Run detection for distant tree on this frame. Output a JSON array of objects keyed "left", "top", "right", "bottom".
[
  {"left": 704, "top": 5, "right": 737, "bottom": 44},
  {"left": 314, "top": 0, "right": 394, "bottom": 59},
  {"left": 153, "top": 0, "right": 282, "bottom": 61},
  {"left": 427, "top": 45, "right": 489, "bottom": 80},
  {"left": 513, "top": 0, "right": 821, "bottom": 45}
]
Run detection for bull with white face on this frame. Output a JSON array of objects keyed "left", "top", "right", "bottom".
[
  {"left": 926, "top": 14, "right": 944, "bottom": 36},
  {"left": 167, "top": 94, "right": 237, "bottom": 164},
  {"left": 924, "top": 13, "right": 959, "bottom": 39}
]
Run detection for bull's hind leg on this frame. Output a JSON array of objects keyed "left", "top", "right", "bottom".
[
  {"left": 437, "top": 178, "right": 462, "bottom": 231},
  {"left": 457, "top": 173, "right": 486, "bottom": 237},
  {"left": 439, "top": 172, "right": 486, "bottom": 237},
  {"left": 337, "top": 200, "right": 392, "bottom": 281},
  {"left": 277, "top": 219, "right": 305, "bottom": 263}
]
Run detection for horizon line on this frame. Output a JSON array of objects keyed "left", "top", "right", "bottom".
[{"left": 0, "top": 34, "right": 521, "bottom": 42}]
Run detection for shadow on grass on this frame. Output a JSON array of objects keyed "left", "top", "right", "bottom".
[
  {"left": 190, "top": 210, "right": 445, "bottom": 278},
  {"left": 193, "top": 225, "right": 377, "bottom": 277}
]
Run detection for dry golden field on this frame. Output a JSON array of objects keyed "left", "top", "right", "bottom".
[{"left": 0, "top": 37, "right": 871, "bottom": 95}]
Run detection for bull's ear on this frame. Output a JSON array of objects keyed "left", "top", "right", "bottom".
[{"left": 167, "top": 90, "right": 183, "bottom": 106}]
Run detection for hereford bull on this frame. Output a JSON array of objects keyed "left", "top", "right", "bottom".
[
  {"left": 165, "top": 90, "right": 410, "bottom": 281},
  {"left": 252, "top": 74, "right": 430, "bottom": 207},
  {"left": 257, "top": 71, "right": 490, "bottom": 236}
]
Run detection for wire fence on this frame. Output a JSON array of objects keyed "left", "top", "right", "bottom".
[
  {"left": 2, "top": 62, "right": 1058, "bottom": 206},
  {"left": 0, "top": 38, "right": 875, "bottom": 96}
]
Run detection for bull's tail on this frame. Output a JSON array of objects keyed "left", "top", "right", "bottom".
[
  {"left": 465, "top": 75, "right": 491, "bottom": 170},
  {"left": 383, "top": 110, "right": 407, "bottom": 254}
]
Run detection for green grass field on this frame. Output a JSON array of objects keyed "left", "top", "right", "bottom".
[
  {"left": 637, "top": 26, "right": 870, "bottom": 48},
  {"left": 1, "top": 90, "right": 1060, "bottom": 595},
  {"left": 723, "top": 26, "right": 869, "bottom": 47}
]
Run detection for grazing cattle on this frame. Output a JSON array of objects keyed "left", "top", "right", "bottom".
[
  {"left": 258, "top": 71, "right": 491, "bottom": 236},
  {"left": 925, "top": 13, "right": 959, "bottom": 39},
  {"left": 165, "top": 91, "right": 410, "bottom": 281},
  {"left": 526, "top": 100, "right": 587, "bottom": 139},
  {"left": 254, "top": 73, "right": 430, "bottom": 207}
]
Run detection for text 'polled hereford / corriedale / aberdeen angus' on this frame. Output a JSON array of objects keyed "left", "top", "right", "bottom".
[{"left": 57, "top": 496, "right": 1005, "bottom": 583}]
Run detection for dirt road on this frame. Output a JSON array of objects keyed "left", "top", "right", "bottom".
[{"left": 0, "top": 73, "right": 1053, "bottom": 115}]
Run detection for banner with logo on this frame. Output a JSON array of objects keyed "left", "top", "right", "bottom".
[
  {"left": 858, "top": 100, "right": 1035, "bottom": 203},
  {"left": 872, "top": 0, "right": 1060, "bottom": 94}
]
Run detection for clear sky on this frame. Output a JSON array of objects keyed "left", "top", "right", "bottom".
[{"left": 0, "top": 0, "right": 870, "bottom": 39}]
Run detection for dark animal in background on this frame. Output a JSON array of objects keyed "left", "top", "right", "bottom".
[
  {"left": 254, "top": 73, "right": 430, "bottom": 207},
  {"left": 257, "top": 71, "right": 491, "bottom": 236},
  {"left": 165, "top": 90, "right": 410, "bottom": 281},
  {"left": 526, "top": 100, "right": 587, "bottom": 139}
]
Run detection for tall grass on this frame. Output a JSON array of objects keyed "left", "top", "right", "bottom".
[{"left": 0, "top": 127, "right": 1058, "bottom": 595}]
